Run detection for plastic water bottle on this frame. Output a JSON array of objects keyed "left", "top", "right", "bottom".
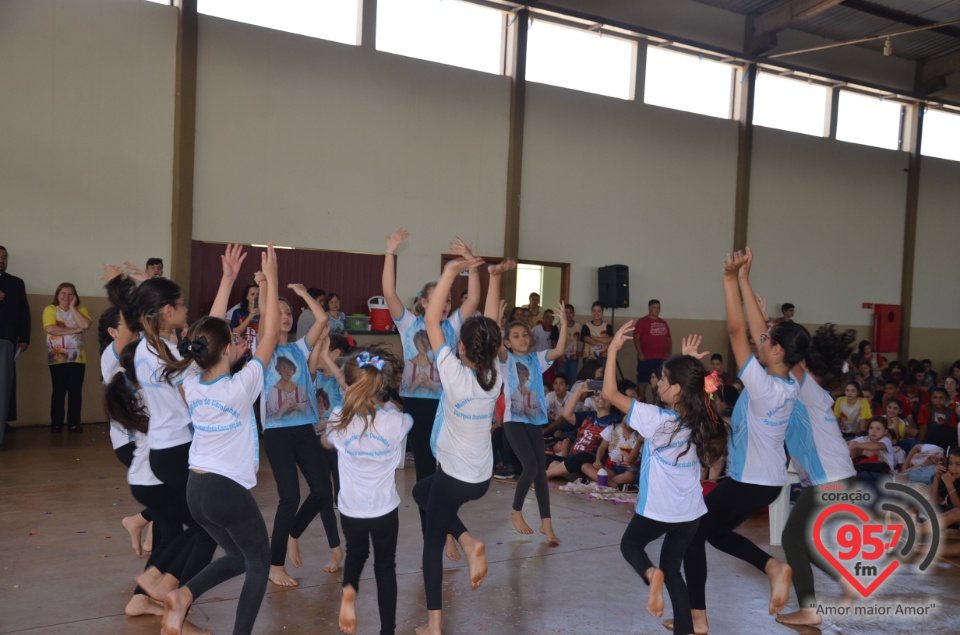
[{"left": 597, "top": 468, "right": 608, "bottom": 487}]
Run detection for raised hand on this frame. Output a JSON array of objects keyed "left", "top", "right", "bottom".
[
  {"left": 261, "top": 242, "right": 277, "bottom": 278},
  {"left": 738, "top": 246, "right": 754, "bottom": 281},
  {"left": 100, "top": 264, "right": 125, "bottom": 283},
  {"left": 449, "top": 236, "right": 476, "bottom": 260},
  {"left": 681, "top": 334, "right": 710, "bottom": 359},
  {"left": 609, "top": 321, "right": 634, "bottom": 353},
  {"left": 755, "top": 293, "right": 768, "bottom": 317},
  {"left": 443, "top": 256, "right": 484, "bottom": 277},
  {"left": 287, "top": 282, "right": 308, "bottom": 297},
  {"left": 488, "top": 258, "right": 516, "bottom": 277},
  {"left": 722, "top": 250, "right": 748, "bottom": 278},
  {"left": 122, "top": 261, "right": 150, "bottom": 283},
  {"left": 253, "top": 270, "right": 266, "bottom": 285},
  {"left": 386, "top": 228, "right": 409, "bottom": 254},
  {"left": 221, "top": 243, "right": 247, "bottom": 280}
]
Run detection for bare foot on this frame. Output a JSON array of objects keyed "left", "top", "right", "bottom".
[
  {"left": 662, "top": 609, "right": 709, "bottom": 634},
  {"left": 338, "top": 585, "right": 357, "bottom": 634},
  {"left": 121, "top": 514, "right": 148, "bottom": 557},
  {"left": 269, "top": 564, "right": 299, "bottom": 587},
  {"left": 135, "top": 567, "right": 163, "bottom": 598},
  {"left": 288, "top": 536, "right": 303, "bottom": 568},
  {"left": 160, "top": 587, "right": 193, "bottom": 635},
  {"left": 510, "top": 510, "right": 534, "bottom": 535},
  {"left": 445, "top": 534, "right": 461, "bottom": 561},
  {"left": 458, "top": 534, "right": 488, "bottom": 589},
  {"left": 124, "top": 593, "right": 164, "bottom": 617},
  {"left": 647, "top": 568, "right": 665, "bottom": 618},
  {"left": 539, "top": 519, "right": 560, "bottom": 545},
  {"left": 776, "top": 608, "right": 823, "bottom": 626},
  {"left": 765, "top": 560, "right": 793, "bottom": 615},
  {"left": 180, "top": 620, "right": 212, "bottom": 635},
  {"left": 323, "top": 546, "right": 344, "bottom": 573},
  {"left": 142, "top": 521, "right": 153, "bottom": 553},
  {"left": 415, "top": 610, "right": 443, "bottom": 635}
]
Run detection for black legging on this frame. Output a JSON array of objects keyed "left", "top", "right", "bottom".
[
  {"left": 412, "top": 466, "right": 490, "bottom": 611},
  {"left": 49, "top": 362, "right": 85, "bottom": 429},
  {"left": 683, "top": 478, "right": 782, "bottom": 610},
  {"left": 405, "top": 397, "right": 440, "bottom": 482},
  {"left": 340, "top": 508, "right": 399, "bottom": 635},
  {"left": 185, "top": 471, "right": 271, "bottom": 635},
  {"left": 503, "top": 421, "right": 550, "bottom": 519},
  {"left": 263, "top": 425, "right": 340, "bottom": 566},
  {"left": 116, "top": 443, "right": 152, "bottom": 523},
  {"left": 149, "top": 443, "right": 218, "bottom": 584},
  {"left": 783, "top": 477, "right": 856, "bottom": 608},
  {"left": 621, "top": 514, "right": 700, "bottom": 635}
]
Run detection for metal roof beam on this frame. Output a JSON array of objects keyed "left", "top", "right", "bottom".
[
  {"left": 746, "top": 0, "right": 845, "bottom": 54},
  {"left": 917, "top": 48, "right": 960, "bottom": 94}
]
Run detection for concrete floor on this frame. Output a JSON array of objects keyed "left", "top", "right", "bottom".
[{"left": 1, "top": 424, "right": 958, "bottom": 635}]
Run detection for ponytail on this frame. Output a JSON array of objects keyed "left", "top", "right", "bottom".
[
  {"left": 330, "top": 351, "right": 394, "bottom": 438},
  {"left": 104, "top": 340, "right": 148, "bottom": 434},
  {"left": 460, "top": 316, "right": 501, "bottom": 392}
]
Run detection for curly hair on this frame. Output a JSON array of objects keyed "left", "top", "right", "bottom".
[{"left": 805, "top": 324, "right": 856, "bottom": 392}]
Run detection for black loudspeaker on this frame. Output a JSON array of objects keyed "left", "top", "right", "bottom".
[{"left": 598, "top": 265, "right": 629, "bottom": 309}]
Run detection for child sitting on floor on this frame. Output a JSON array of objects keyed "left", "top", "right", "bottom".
[{"left": 545, "top": 381, "right": 621, "bottom": 481}]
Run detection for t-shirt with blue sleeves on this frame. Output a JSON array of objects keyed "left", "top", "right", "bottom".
[
  {"left": 315, "top": 370, "right": 343, "bottom": 421},
  {"left": 727, "top": 355, "right": 799, "bottom": 487},
  {"left": 260, "top": 338, "right": 319, "bottom": 430},
  {"left": 501, "top": 350, "right": 552, "bottom": 425},
  {"left": 101, "top": 341, "right": 134, "bottom": 450},
  {"left": 430, "top": 345, "right": 502, "bottom": 484},
  {"left": 627, "top": 401, "right": 707, "bottom": 523},
  {"left": 395, "top": 309, "right": 463, "bottom": 400},
  {"left": 787, "top": 372, "right": 856, "bottom": 485},
  {"left": 135, "top": 337, "right": 197, "bottom": 450},
  {"left": 183, "top": 359, "right": 264, "bottom": 490}
]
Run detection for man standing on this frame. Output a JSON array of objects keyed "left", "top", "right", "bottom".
[
  {"left": 295, "top": 287, "right": 326, "bottom": 340},
  {"left": 776, "top": 302, "right": 795, "bottom": 324},
  {"left": 0, "top": 246, "right": 31, "bottom": 449},
  {"left": 144, "top": 257, "right": 164, "bottom": 278},
  {"left": 633, "top": 299, "right": 671, "bottom": 403}
]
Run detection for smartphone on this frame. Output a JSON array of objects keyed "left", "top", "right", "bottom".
[
  {"left": 587, "top": 380, "right": 604, "bottom": 391},
  {"left": 253, "top": 296, "right": 259, "bottom": 310}
]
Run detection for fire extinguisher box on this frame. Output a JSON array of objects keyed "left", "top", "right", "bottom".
[{"left": 872, "top": 304, "right": 901, "bottom": 354}]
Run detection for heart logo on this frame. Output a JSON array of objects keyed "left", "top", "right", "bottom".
[{"left": 812, "top": 503, "right": 899, "bottom": 598}]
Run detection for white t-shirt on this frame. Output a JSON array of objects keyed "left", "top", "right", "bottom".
[
  {"left": 101, "top": 342, "right": 133, "bottom": 450},
  {"left": 531, "top": 325, "right": 555, "bottom": 352},
  {"left": 627, "top": 401, "right": 707, "bottom": 523},
  {"left": 183, "top": 359, "right": 264, "bottom": 490},
  {"left": 395, "top": 309, "right": 463, "bottom": 400},
  {"left": 326, "top": 407, "right": 414, "bottom": 518},
  {"left": 601, "top": 423, "right": 641, "bottom": 465},
  {"left": 786, "top": 373, "right": 857, "bottom": 485},
  {"left": 852, "top": 435, "right": 896, "bottom": 472},
  {"left": 727, "top": 355, "right": 798, "bottom": 486},
  {"left": 135, "top": 337, "right": 196, "bottom": 450},
  {"left": 429, "top": 345, "right": 502, "bottom": 484},
  {"left": 545, "top": 391, "right": 571, "bottom": 422},
  {"left": 128, "top": 428, "right": 162, "bottom": 486},
  {"left": 501, "top": 350, "right": 552, "bottom": 424}
]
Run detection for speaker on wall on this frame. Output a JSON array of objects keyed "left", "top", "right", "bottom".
[{"left": 598, "top": 265, "right": 629, "bottom": 309}]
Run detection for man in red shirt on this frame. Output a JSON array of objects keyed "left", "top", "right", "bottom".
[{"left": 633, "top": 299, "right": 671, "bottom": 403}]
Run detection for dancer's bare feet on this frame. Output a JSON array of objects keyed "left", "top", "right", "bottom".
[
  {"left": 323, "top": 546, "right": 343, "bottom": 573},
  {"left": 415, "top": 609, "right": 443, "bottom": 635},
  {"left": 445, "top": 534, "right": 461, "bottom": 561},
  {"left": 180, "top": 620, "right": 212, "bottom": 635},
  {"left": 121, "top": 514, "right": 148, "bottom": 557},
  {"left": 776, "top": 608, "right": 823, "bottom": 626},
  {"left": 338, "top": 585, "right": 357, "bottom": 634},
  {"left": 510, "top": 510, "right": 534, "bottom": 535},
  {"left": 765, "top": 559, "right": 793, "bottom": 615},
  {"left": 137, "top": 569, "right": 178, "bottom": 602},
  {"left": 647, "top": 568, "right": 665, "bottom": 618},
  {"left": 142, "top": 521, "right": 153, "bottom": 553},
  {"left": 124, "top": 593, "right": 164, "bottom": 617},
  {"left": 539, "top": 519, "right": 560, "bottom": 545},
  {"left": 288, "top": 536, "right": 303, "bottom": 568},
  {"left": 458, "top": 533, "right": 488, "bottom": 589},
  {"left": 269, "top": 564, "right": 299, "bottom": 587},
  {"left": 160, "top": 587, "right": 193, "bottom": 635},
  {"left": 662, "top": 609, "right": 709, "bottom": 634}
]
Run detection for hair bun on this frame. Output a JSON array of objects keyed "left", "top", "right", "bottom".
[{"left": 177, "top": 335, "right": 209, "bottom": 360}]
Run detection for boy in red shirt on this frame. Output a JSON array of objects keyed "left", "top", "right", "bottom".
[
  {"left": 633, "top": 299, "right": 671, "bottom": 403},
  {"left": 918, "top": 386, "right": 958, "bottom": 452}
]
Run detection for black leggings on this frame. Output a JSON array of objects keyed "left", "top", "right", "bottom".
[
  {"left": 503, "top": 422, "right": 550, "bottom": 519},
  {"left": 340, "top": 508, "right": 399, "bottom": 635},
  {"left": 405, "top": 397, "right": 440, "bottom": 482},
  {"left": 683, "top": 478, "right": 782, "bottom": 610},
  {"left": 185, "top": 471, "right": 271, "bottom": 635},
  {"left": 49, "top": 362, "right": 85, "bottom": 428},
  {"left": 264, "top": 425, "right": 340, "bottom": 566},
  {"left": 783, "top": 478, "right": 855, "bottom": 608},
  {"left": 412, "top": 466, "right": 489, "bottom": 611},
  {"left": 621, "top": 514, "right": 700, "bottom": 635},
  {"left": 148, "top": 443, "right": 218, "bottom": 584}
]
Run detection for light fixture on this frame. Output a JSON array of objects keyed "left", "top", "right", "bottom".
[
  {"left": 252, "top": 244, "right": 294, "bottom": 249},
  {"left": 883, "top": 37, "right": 892, "bottom": 57}
]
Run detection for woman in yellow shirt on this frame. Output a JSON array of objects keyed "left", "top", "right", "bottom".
[
  {"left": 43, "top": 283, "right": 92, "bottom": 432},
  {"left": 833, "top": 380, "right": 872, "bottom": 438}
]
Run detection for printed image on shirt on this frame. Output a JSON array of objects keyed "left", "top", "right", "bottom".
[
  {"left": 504, "top": 352, "right": 551, "bottom": 425},
  {"left": 315, "top": 371, "right": 343, "bottom": 421},
  {"left": 262, "top": 340, "right": 318, "bottom": 429},
  {"left": 395, "top": 309, "right": 462, "bottom": 400}
]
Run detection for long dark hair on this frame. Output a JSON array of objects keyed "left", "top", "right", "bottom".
[
  {"left": 240, "top": 282, "right": 259, "bottom": 312},
  {"left": 459, "top": 316, "right": 502, "bottom": 392},
  {"left": 108, "top": 276, "right": 184, "bottom": 381},
  {"left": 104, "top": 340, "right": 148, "bottom": 434},
  {"left": 162, "top": 316, "right": 232, "bottom": 382},
  {"left": 805, "top": 324, "right": 856, "bottom": 392},
  {"left": 98, "top": 307, "right": 120, "bottom": 355},
  {"left": 659, "top": 355, "right": 727, "bottom": 468},
  {"left": 768, "top": 321, "right": 811, "bottom": 367}
]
